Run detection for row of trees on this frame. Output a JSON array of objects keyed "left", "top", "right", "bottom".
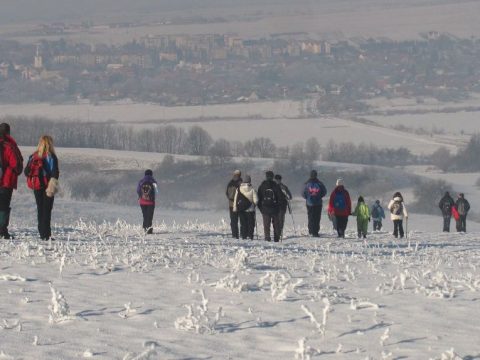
[
  {"left": 6, "top": 116, "right": 425, "bottom": 168},
  {"left": 430, "top": 134, "right": 480, "bottom": 172}
]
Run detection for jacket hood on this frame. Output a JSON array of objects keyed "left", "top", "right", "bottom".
[{"left": 141, "top": 175, "right": 157, "bottom": 183}]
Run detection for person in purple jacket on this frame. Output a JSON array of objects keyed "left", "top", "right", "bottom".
[{"left": 137, "top": 169, "right": 158, "bottom": 234}]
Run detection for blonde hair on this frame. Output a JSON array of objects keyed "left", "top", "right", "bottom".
[{"left": 37, "top": 135, "right": 56, "bottom": 157}]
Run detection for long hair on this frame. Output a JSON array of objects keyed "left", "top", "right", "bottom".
[{"left": 37, "top": 135, "right": 56, "bottom": 157}]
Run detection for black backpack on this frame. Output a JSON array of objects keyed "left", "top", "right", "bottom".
[
  {"left": 141, "top": 182, "right": 155, "bottom": 202},
  {"left": 262, "top": 186, "right": 277, "bottom": 208},
  {"left": 236, "top": 190, "right": 252, "bottom": 212},
  {"left": 443, "top": 201, "right": 452, "bottom": 214}
]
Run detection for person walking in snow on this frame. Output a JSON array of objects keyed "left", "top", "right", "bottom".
[
  {"left": 258, "top": 171, "right": 283, "bottom": 242},
  {"left": 302, "top": 170, "right": 327, "bottom": 237},
  {"left": 454, "top": 193, "right": 470, "bottom": 233},
  {"left": 328, "top": 178, "right": 352, "bottom": 238},
  {"left": 233, "top": 175, "right": 258, "bottom": 240},
  {"left": 24, "top": 135, "right": 59, "bottom": 241},
  {"left": 0, "top": 123, "right": 23, "bottom": 239},
  {"left": 352, "top": 196, "right": 370, "bottom": 238},
  {"left": 371, "top": 200, "right": 385, "bottom": 231},
  {"left": 226, "top": 170, "right": 242, "bottom": 239},
  {"left": 137, "top": 169, "right": 158, "bottom": 234},
  {"left": 438, "top": 191, "right": 454, "bottom": 232},
  {"left": 274, "top": 174, "right": 292, "bottom": 239},
  {"left": 387, "top": 192, "right": 408, "bottom": 238}
]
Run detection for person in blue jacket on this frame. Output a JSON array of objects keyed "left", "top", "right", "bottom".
[
  {"left": 371, "top": 200, "right": 385, "bottom": 231},
  {"left": 302, "top": 170, "right": 327, "bottom": 237}
]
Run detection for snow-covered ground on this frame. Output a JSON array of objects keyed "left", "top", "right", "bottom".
[
  {"left": 1, "top": 219, "right": 480, "bottom": 359},
  {"left": 1, "top": 197, "right": 480, "bottom": 359}
]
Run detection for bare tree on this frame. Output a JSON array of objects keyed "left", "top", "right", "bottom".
[{"left": 187, "top": 126, "right": 213, "bottom": 155}]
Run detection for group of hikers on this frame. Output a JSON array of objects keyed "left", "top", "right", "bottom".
[
  {"left": 0, "top": 123, "right": 59, "bottom": 240},
  {"left": 224, "top": 170, "right": 472, "bottom": 242},
  {"left": 0, "top": 121, "right": 472, "bottom": 241}
]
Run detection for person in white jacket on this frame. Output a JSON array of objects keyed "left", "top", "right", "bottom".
[
  {"left": 387, "top": 192, "right": 408, "bottom": 238},
  {"left": 233, "top": 175, "right": 258, "bottom": 240}
]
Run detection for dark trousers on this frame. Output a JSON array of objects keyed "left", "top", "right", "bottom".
[
  {"left": 278, "top": 206, "right": 287, "bottom": 238},
  {"left": 0, "top": 188, "right": 13, "bottom": 237},
  {"left": 307, "top": 205, "right": 322, "bottom": 236},
  {"left": 393, "top": 219, "right": 404, "bottom": 238},
  {"left": 239, "top": 211, "right": 256, "bottom": 239},
  {"left": 34, "top": 190, "right": 54, "bottom": 240},
  {"left": 456, "top": 215, "right": 467, "bottom": 232},
  {"left": 443, "top": 215, "right": 451, "bottom": 232},
  {"left": 373, "top": 220, "right": 382, "bottom": 231},
  {"left": 141, "top": 205, "right": 155, "bottom": 234},
  {"left": 229, "top": 207, "right": 239, "bottom": 238},
  {"left": 336, "top": 216, "right": 348, "bottom": 238},
  {"left": 262, "top": 212, "right": 281, "bottom": 242}
]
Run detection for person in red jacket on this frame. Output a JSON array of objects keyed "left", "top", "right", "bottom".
[
  {"left": 0, "top": 123, "right": 23, "bottom": 239},
  {"left": 328, "top": 178, "right": 352, "bottom": 238}
]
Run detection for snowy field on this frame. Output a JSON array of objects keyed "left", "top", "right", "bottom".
[{"left": 1, "top": 212, "right": 480, "bottom": 359}]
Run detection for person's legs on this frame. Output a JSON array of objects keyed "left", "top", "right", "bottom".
[
  {"left": 393, "top": 220, "right": 399, "bottom": 237},
  {"left": 239, "top": 211, "right": 248, "bottom": 239},
  {"left": 246, "top": 212, "right": 255, "bottom": 239},
  {"left": 336, "top": 216, "right": 348, "bottom": 237},
  {"left": 398, "top": 220, "right": 404, "bottom": 238},
  {"left": 34, "top": 190, "right": 45, "bottom": 238},
  {"left": 272, "top": 213, "right": 281, "bottom": 242},
  {"left": 141, "top": 205, "right": 148, "bottom": 231},
  {"left": 146, "top": 206, "right": 155, "bottom": 234},
  {"left": 229, "top": 207, "right": 239, "bottom": 239},
  {"left": 443, "top": 215, "right": 451, "bottom": 232},
  {"left": 307, "top": 206, "right": 314, "bottom": 235},
  {"left": 42, "top": 195, "right": 55, "bottom": 239},
  {"left": 262, "top": 213, "right": 272, "bottom": 241},
  {"left": 278, "top": 208, "right": 286, "bottom": 238},
  {"left": 0, "top": 188, "right": 13, "bottom": 238},
  {"left": 460, "top": 215, "right": 467, "bottom": 232},
  {"left": 312, "top": 205, "right": 322, "bottom": 236}
]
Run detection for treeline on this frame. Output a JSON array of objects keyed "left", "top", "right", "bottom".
[
  {"left": 5, "top": 116, "right": 424, "bottom": 167},
  {"left": 430, "top": 134, "right": 480, "bottom": 172}
]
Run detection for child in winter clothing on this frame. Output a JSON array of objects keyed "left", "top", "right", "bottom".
[
  {"left": 387, "top": 192, "right": 408, "bottom": 238},
  {"left": 137, "top": 169, "right": 158, "bottom": 234},
  {"left": 233, "top": 175, "right": 258, "bottom": 240},
  {"left": 353, "top": 196, "right": 370, "bottom": 238},
  {"left": 370, "top": 200, "right": 385, "bottom": 231}
]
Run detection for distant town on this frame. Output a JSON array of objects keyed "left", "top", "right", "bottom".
[{"left": 1, "top": 27, "right": 480, "bottom": 113}]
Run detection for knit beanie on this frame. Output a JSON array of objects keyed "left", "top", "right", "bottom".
[
  {"left": 145, "top": 169, "right": 153, "bottom": 176},
  {"left": 336, "top": 178, "right": 344, "bottom": 186},
  {"left": 266, "top": 171, "right": 274, "bottom": 180},
  {"left": 244, "top": 175, "right": 252, "bottom": 184},
  {"left": 310, "top": 170, "right": 317, "bottom": 179}
]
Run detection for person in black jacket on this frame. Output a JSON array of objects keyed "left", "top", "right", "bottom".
[
  {"left": 25, "top": 135, "right": 59, "bottom": 240},
  {"left": 258, "top": 171, "right": 283, "bottom": 242},
  {"left": 438, "top": 191, "right": 454, "bottom": 232},
  {"left": 226, "top": 170, "right": 242, "bottom": 239},
  {"left": 455, "top": 193, "right": 470, "bottom": 233},
  {"left": 274, "top": 174, "right": 292, "bottom": 239}
]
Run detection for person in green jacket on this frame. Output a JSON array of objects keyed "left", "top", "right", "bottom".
[{"left": 352, "top": 196, "right": 370, "bottom": 238}]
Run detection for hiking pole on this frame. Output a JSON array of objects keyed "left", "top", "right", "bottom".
[
  {"left": 405, "top": 217, "right": 409, "bottom": 240},
  {"left": 287, "top": 200, "right": 297, "bottom": 237}
]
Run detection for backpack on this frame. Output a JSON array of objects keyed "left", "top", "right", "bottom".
[
  {"left": 25, "top": 153, "right": 46, "bottom": 190},
  {"left": 390, "top": 200, "right": 403, "bottom": 216},
  {"left": 442, "top": 201, "right": 452, "bottom": 214},
  {"left": 333, "top": 191, "right": 347, "bottom": 211},
  {"left": 371, "top": 205, "right": 379, "bottom": 218},
  {"left": 236, "top": 190, "right": 252, "bottom": 212},
  {"left": 141, "top": 181, "right": 155, "bottom": 202},
  {"left": 262, "top": 186, "right": 277, "bottom": 208},
  {"left": 306, "top": 182, "right": 323, "bottom": 205},
  {"left": 457, "top": 201, "right": 466, "bottom": 216}
]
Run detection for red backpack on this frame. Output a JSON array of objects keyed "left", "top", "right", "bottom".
[{"left": 25, "top": 153, "right": 47, "bottom": 190}]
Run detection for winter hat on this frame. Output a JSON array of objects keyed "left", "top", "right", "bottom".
[
  {"left": 233, "top": 169, "right": 241, "bottom": 176},
  {"left": 358, "top": 196, "right": 364, "bottom": 203},
  {"left": 445, "top": 191, "right": 450, "bottom": 196},
  {"left": 336, "top": 178, "right": 344, "bottom": 186},
  {"left": 244, "top": 175, "right": 252, "bottom": 184},
  {"left": 274, "top": 174, "right": 282, "bottom": 181},
  {"left": 310, "top": 170, "right": 318, "bottom": 179},
  {"left": 458, "top": 193, "right": 464, "bottom": 198},
  {"left": 375, "top": 199, "right": 380, "bottom": 204},
  {"left": 266, "top": 171, "right": 274, "bottom": 180},
  {"left": 0, "top": 123, "right": 10, "bottom": 137},
  {"left": 145, "top": 169, "right": 153, "bottom": 176}
]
